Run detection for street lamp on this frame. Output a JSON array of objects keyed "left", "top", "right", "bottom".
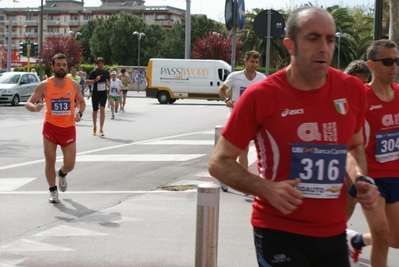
[
  {"left": 68, "top": 31, "right": 82, "bottom": 39},
  {"left": 336, "top": 32, "right": 342, "bottom": 69},
  {"left": 133, "top": 31, "right": 145, "bottom": 93}
]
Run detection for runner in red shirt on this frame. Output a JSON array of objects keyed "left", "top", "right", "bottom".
[
  {"left": 347, "top": 39, "right": 399, "bottom": 267},
  {"left": 208, "top": 7, "right": 379, "bottom": 267}
]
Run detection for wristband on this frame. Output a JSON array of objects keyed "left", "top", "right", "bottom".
[
  {"left": 224, "top": 98, "right": 230, "bottom": 103},
  {"left": 78, "top": 111, "right": 83, "bottom": 118},
  {"left": 355, "top": 175, "right": 375, "bottom": 185}
]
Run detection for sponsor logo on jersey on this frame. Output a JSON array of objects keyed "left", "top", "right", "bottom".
[
  {"left": 281, "top": 108, "right": 304, "bottom": 117},
  {"left": 382, "top": 114, "right": 399, "bottom": 127},
  {"left": 334, "top": 98, "right": 348, "bottom": 115},
  {"left": 297, "top": 122, "right": 338, "bottom": 142},
  {"left": 67, "top": 91, "right": 72, "bottom": 96},
  {"left": 370, "top": 104, "right": 383, "bottom": 110}
]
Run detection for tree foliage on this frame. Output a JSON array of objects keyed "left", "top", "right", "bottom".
[
  {"left": 42, "top": 35, "right": 84, "bottom": 67},
  {"left": 192, "top": 31, "right": 242, "bottom": 64}
]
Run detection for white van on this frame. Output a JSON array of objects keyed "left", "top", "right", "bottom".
[{"left": 146, "top": 58, "right": 231, "bottom": 104}]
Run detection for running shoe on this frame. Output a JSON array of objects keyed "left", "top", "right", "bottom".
[
  {"left": 221, "top": 183, "right": 228, "bottom": 192},
  {"left": 347, "top": 229, "right": 362, "bottom": 267},
  {"left": 57, "top": 169, "right": 67, "bottom": 192},
  {"left": 111, "top": 115, "right": 115, "bottom": 120},
  {"left": 49, "top": 190, "right": 59, "bottom": 203},
  {"left": 92, "top": 127, "right": 97, "bottom": 136},
  {"left": 100, "top": 130, "right": 105, "bottom": 137}
]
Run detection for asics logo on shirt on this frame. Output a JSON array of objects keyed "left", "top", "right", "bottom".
[
  {"left": 281, "top": 108, "right": 305, "bottom": 117},
  {"left": 370, "top": 105, "right": 383, "bottom": 110}
]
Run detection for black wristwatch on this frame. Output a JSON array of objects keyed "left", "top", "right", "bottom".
[
  {"left": 356, "top": 175, "right": 375, "bottom": 185},
  {"left": 224, "top": 98, "right": 230, "bottom": 103},
  {"left": 78, "top": 111, "right": 83, "bottom": 118}
]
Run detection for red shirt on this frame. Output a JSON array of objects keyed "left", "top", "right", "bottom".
[
  {"left": 364, "top": 83, "right": 399, "bottom": 178},
  {"left": 222, "top": 67, "right": 366, "bottom": 237}
]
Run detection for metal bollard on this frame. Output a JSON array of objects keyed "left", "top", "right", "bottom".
[
  {"left": 195, "top": 183, "right": 220, "bottom": 267},
  {"left": 214, "top": 126, "right": 224, "bottom": 147}
]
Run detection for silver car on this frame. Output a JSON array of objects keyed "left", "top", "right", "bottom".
[{"left": 0, "top": 72, "right": 40, "bottom": 106}]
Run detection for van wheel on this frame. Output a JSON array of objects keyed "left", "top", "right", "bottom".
[
  {"left": 158, "top": 92, "right": 170, "bottom": 104},
  {"left": 168, "top": 99, "right": 176, "bottom": 104},
  {"left": 11, "top": 95, "right": 20, "bottom": 106}
]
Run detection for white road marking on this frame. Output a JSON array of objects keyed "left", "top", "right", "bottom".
[
  {"left": 140, "top": 140, "right": 213, "bottom": 145},
  {"left": 0, "top": 178, "right": 36, "bottom": 191},
  {"left": 33, "top": 225, "right": 108, "bottom": 237},
  {"left": 0, "top": 239, "right": 74, "bottom": 252},
  {"left": 0, "top": 190, "right": 195, "bottom": 195},
  {"left": 75, "top": 154, "right": 205, "bottom": 162},
  {"left": 0, "top": 130, "right": 216, "bottom": 171},
  {"left": 0, "top": 258, "right": 29, "bottom": 267}
]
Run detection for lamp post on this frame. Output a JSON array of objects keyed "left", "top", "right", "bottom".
[
  {"left": 133, "top": 31, "right": 145, "bottom": 93},
  {"left": 336, "top": 32, "right": 342, "bottom": 70}
]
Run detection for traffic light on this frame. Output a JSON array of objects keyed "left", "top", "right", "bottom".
[
  {"left": 19, "top": 42, "right": 26, "bottom": 57},
  {"left": 31, "top": 43, "right": 38, "bottom": 57},
  {"left": 26, "top": 43, "right": 31, "bottom": 58}
]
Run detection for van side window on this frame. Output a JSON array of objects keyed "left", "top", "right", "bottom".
[{"left": 218, "top": 69, "right": 230, "bottom": 82}]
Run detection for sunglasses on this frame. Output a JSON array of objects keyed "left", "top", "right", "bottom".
[{"left": 371, "top": 58, "right": 399, "bottom": 67}]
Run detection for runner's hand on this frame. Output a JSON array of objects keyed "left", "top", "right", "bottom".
[
  {"left": 264, "top": 178, "right": 303, "bottom": 215},
  {"left": 355, "top": 181, "right": 379, "bottom": 210}
]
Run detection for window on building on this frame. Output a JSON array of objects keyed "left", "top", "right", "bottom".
[
  {"left": 64, "top": 16, "right": 67, "bottom": 22},
  {"left": 64, "top": 29, "right": 66, "bottom": 34},
  {"left": 156, "top": 15, "right": 165, "bottom": 20},
  {"left": 49, "top": 15, "right": 53, "bottom": 20},
  {"left": 144, "top": 16, "right": 149, "bottom": 21}
]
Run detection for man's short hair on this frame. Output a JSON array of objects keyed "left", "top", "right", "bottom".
[
  {"left": 121, "top": 68, "right": 126, "bottom": 73},
  {"left": 96, "top": 57, "right": 105, "bottom": 64},
  {"left": 245, "top": 50, "right": 261, "bottom": 61},
  {"left": 51, "top": 53, "right": 68, "bottom": 66},
  {"left": 344, "top": 60, "right": 370, "bottom": 76},
  {"left": 367, "top": 39, "right": 398, "bottom": 60},
  {"left": 70, "top": 66, "right": 76, "bottom": 71}
]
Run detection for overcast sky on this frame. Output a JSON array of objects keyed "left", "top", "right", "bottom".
[{"left": 3, "top": 0, "right": 374, "bottom": 22}]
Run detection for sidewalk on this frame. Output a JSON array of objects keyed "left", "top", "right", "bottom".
[{"left": 126, "top": 90, "right": 147, "bottom": 98}]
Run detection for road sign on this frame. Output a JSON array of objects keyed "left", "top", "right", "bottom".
[
  {"left": 253, "top": 9, "right": 285, "bottom": 40},
  {"left": 237, "top": 0, "right": 245, "bottom": 30},
  {"left": 225, "top": 0, "right": 234, "bottom": 31}
]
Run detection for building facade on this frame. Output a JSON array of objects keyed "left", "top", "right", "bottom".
[{"left": 0, "top": 0, "right": 185, "bottom": 64}]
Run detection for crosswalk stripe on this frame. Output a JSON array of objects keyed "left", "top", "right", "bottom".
[
  {"left": 34, "top": 225, "right": 108, "bottom": 237},
  {"left": 140, "top": 140, "right": 213, "bottom": 145},
  {"left": 0, "top": 239, "right": 74, "bottom": 252},
  {"left": 75, "top": 154, "right": 206, "bottom": 162},
  {"left": 0, "top": 178, "right": 36, "bottom": 191}
]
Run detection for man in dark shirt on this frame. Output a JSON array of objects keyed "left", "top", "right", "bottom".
[{"left": 88, "top": 57, "right": 110, "bottom": 137}]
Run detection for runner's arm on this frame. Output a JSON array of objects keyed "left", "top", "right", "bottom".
[
  {"left": 208, "top": 136, "right": 303, "bottom": 214},
  {"left": 25, "top": 82, "right": 46, "bottom": 112},
  {"left": 347, "top": 129, "right": 379, "bottom": 210}
]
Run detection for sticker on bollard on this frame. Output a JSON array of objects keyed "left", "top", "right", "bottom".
[{"left": 197, "top": 184, "right": 220, "bottom": 206}]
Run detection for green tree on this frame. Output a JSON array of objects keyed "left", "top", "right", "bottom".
[
  {"left": 78, "top": 19, "right": 102, "bottom": 64},
  {"left": 89, "top": 18, "right": 114, "bottom": 65},
  {"left": 109, "top": 13, "right": 146, "bottom": 65}
]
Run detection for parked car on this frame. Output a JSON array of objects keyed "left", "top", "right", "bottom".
[{"left": 0, "top": 72, "right": 40, "bottom": 106}]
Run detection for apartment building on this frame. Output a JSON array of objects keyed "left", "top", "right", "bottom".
[{"left": 0, "top": 0, "right": 185, "bottom": 53}]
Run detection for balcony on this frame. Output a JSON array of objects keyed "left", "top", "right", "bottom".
[
  {"left": 68, "top": 20, "right": 81, "bottom": 26},
  {"left": 26, "top": 32, "right": 38, "bottom": 38},
  {"left": 25, "top": 20, "right": 39, "bottom": 26},
  {"left": 153, "top": 20, "right": 175, "bottom": 26},
  {"left": 45, "top": 32, "right": 61, "bottom": 37},
  {"left": 47, "top": 20, "right": 60, "bottom": 26}
]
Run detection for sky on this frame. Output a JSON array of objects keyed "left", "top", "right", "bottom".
[{"left": 2, "top": 0, "right": 375, "bottom": 22}]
